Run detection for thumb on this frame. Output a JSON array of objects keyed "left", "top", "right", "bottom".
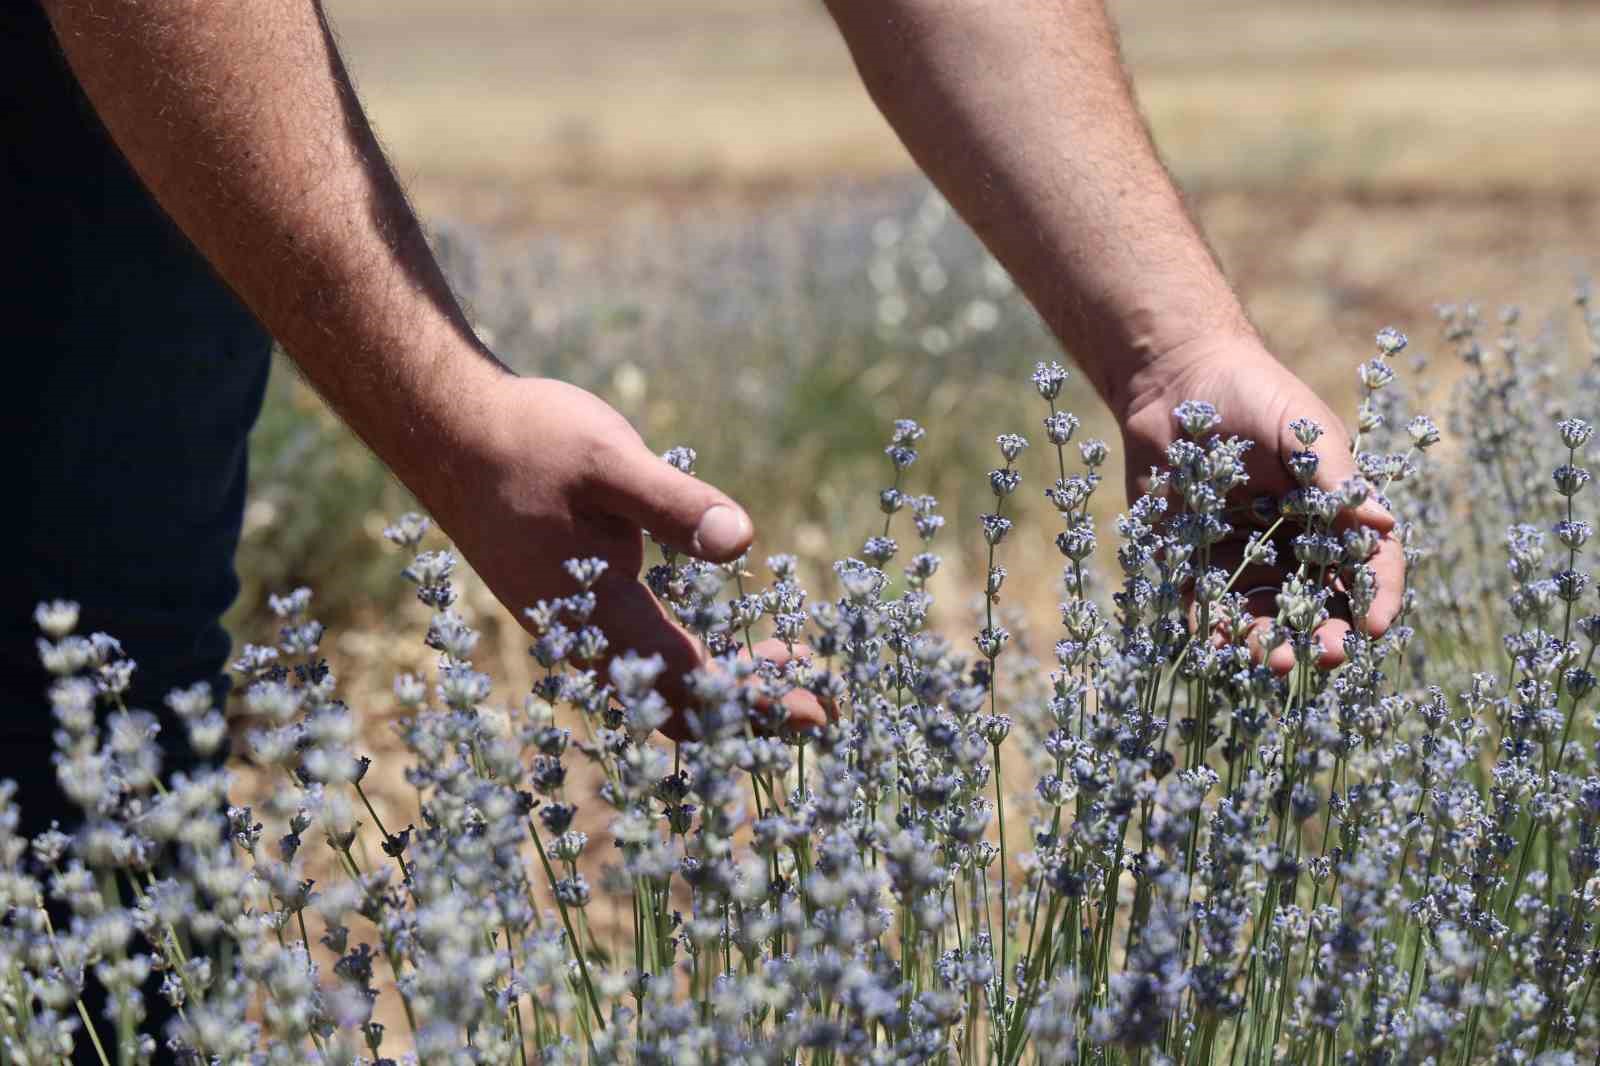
[{"left": 596, "top": 445, "right": 754, "bottom": 562}]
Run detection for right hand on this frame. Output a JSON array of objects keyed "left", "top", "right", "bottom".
[{"left": 429, "top": 376, "right": 828, "bottom": 738}]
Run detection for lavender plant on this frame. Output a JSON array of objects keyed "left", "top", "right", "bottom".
[
  {"left": 239, "top": 183, "right": 1051, "bottom": 620},
  {"left": 12, "top": 304, "right": 1600, "bottom": 1064}
]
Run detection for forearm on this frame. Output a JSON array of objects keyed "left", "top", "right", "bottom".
[
  {"left": 826, "top": 0, "right": 1254, "bottom": 414},
  {"left": 42, "top": 0, "right": 504, "bottom": 508}
]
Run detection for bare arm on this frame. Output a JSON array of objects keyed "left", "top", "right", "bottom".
[
  {"left": 825, "top": 0, "right": 1247, "bottom": 413},
  {"left": 827, "top": 0, "right": 1404, "bottom": 664},
  {"left": 42, "top": 0, "right": 821, "bottom": 727},
  {"left": 42, "top": 0, "right": 491, "bottom": 497}
]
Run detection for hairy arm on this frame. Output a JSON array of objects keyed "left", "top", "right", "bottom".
[
  {"left": 41, "top": 0, "right": 500, "bottom": 505},
  {"left": 827, "top": 0, "right": 1404, "bottom": 664},
  {"left": 825, "top": 0, "right": 1246, "bottom": 414},
  {"left": 43, "top": 0, "right": 820, "bottom": 727}
]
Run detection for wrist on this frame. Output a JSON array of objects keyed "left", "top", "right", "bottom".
[
  {"left": 1103, "top": 324, "right": 1266, "bottom": 424},
  {"left": 372, "top": 335, "right": 518, "bottom": 521}
]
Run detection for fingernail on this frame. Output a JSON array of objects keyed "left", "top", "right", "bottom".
[
  {"left": 1249, "top": 494, "right": 1279, "bottom": 527},
  {"left": 692, "top": 504, "right": 750, "bottom": 558}
]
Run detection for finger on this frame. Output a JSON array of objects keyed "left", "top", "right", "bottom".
[
  {"left": 746, "top": 639, "right": 832, "bottom": 730},
  {"left": 1335, "top": 496, "right": 1396, "bottom": 537},
  {"left": 780, "top": 688, "right": 831, "bottom": 731},
  {"left": 1240, "top": 614, "right": 1273, "bottom": 659},
  {"left": 750, "top": 637, "right": 807, "bottom": 666},
  {"left": 1194, "top": 579, "right": 1285, "bottom": 674},
  {"left": 1185, "top": 565, "right": 1279, "bottom": 634},
  {"left": 593, "top": 445, "right": 754, "bottom": 563},
  {"left": 1228, "top": 604, "right": 1299, "bottom": 676},
  {"left": 1266, "top": 637, "right": 1297, "bottom": 676},
  {"left": 1357, "top": 533, "right": 1406, "bottom": 637},
  {"left": 591, "top": 577, "right": 827, "bottom": 740},
  {"left": 1247, "top": 494, "right": 1279, "bottom": 530},
  {"left": 1310, "top": 432, "right": 1396, "bottom": 535},
  {"left": 590, "top": 575, "right": 711, "bottom": 742},
  {"left": 1311, "top": 618, "right": 1353, "bottom": 669}
]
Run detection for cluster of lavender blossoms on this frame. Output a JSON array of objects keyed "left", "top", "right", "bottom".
[{"left": 13, "top": 303, "right": 1600, "bottom": 1064}]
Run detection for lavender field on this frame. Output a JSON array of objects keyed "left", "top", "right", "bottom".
[{"left": 14, "top": 0, "right": 1600, "bottom": 1062}]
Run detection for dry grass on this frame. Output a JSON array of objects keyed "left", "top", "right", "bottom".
[
  {"left": 312, "top": 0, "right": 1600, "bottom": 502},
  {"left": 320, "top": 0, "right": 1600, "bottom": 404},
  {"left": 327, "top": 0, "right": 1600, "bottom": 234}
]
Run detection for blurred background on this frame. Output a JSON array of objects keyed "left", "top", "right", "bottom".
[{"left": 234, "top": 0, "right": 1600, "bottom": 697}]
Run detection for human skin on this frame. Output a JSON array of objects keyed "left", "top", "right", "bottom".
[
  {"left": 40, "top": 0, "right": 820, "bottom": 735},
  {"left": 41, "top": 0, "right": 1399, "bottom": 705},
  {"left": 827, "top": 0, "right": 1404, "bottom": 669}
]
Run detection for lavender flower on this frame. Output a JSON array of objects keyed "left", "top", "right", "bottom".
[{"left": 13, "top": 301, "right": 1600, "bottom": 1064}]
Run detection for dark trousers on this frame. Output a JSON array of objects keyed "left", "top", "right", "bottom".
[{"left": 10, "top": 1, "right": 273, "bottom": 1060}]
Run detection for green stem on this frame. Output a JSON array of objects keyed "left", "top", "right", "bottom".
[
  {"left": 37, "top": 899, "right": 112, "bottom": 1066},
  {"left": 527, "top": 818, "right": 605, "bottom": 1031}
]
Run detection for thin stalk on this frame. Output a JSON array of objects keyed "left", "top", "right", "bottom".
[
  {"left": 527, "top": 818, "right": 605, "bottom": 1030},
  {"left": 38, "top": 899, "right": 112, "bottom": 1066}
]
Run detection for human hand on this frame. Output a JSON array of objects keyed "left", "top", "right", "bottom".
[
  {"left": 1114, "top": 338, "right": 1405, "bottom": 672},
  {"left": 426, "top": 376, "right": 828, "bottom": 737}
]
